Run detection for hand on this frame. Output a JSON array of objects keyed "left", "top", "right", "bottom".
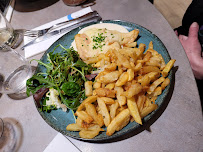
[{"left": 178, "top": 22, "right": 203, "bottom": 80}]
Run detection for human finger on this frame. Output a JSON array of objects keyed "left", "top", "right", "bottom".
[
  {"left": 188, "top": 22, "right": 199, "bottom": 39},
  {"left": 179, "top": 35, "right": 188, "bottom": 41},
  {"left": 174, "top": 30, "right": 178, "bottom": 36}
]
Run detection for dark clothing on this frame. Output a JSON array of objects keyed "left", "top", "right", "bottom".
[
  {"left": 175, "top": 0, "right": 203, "bottom": 37},
  {"left": 175, "top": 0, "right": 203, "bottom": 106}
]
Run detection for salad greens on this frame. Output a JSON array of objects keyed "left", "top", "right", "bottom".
[{"left": 26, "top": 44, "right": 95, "bottom": 111}]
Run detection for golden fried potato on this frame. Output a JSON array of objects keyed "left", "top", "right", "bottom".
[
  {"left": 76, "top": 111, "right": 94, "bottom": 124},
  {"left": 147, "top": 77, "right": 165, "bottom": 94},
  {"left": 127, "top": 97, "right": 142, "bottom": 125},
  {"left": 79, "top": 129, "right": 100, "bottom": 139},
  {"left": 95, "top": 88, "right": 116, "bottom": 98},
  {"left": 115, "top": 72, "right": 129, "bottom": 87},
  {"left": 66, "top": 123, "right": 83, "bottom": 131},
  {"left": 140, "top": 104, "right": 158, "bottom": 118},
  {"left": 110, "top": 101, "right": 119, "bottom": 120},
  {"left": 85, "top": 81, "right": 93, "bottom": 97},
  {"left": 97, "top": 97, "right": 111, "bottom": 127},
  {"left": 122, "top": 83, "right": 142, "bottom": 98},
  {"left": 106, "top": 109, "right": 130, "bottom": 136},
  {"left": 162, "top": 59, "right": 176, "bottom": 77},
  {"left": 85, "top": 103, "right": 104, "bottom": 127},
  {"left": 98, "top": 71, "right": 120, "bottom": 83},
  {"left": 77, "top": 96, "right": 97, "bottom": 111}
]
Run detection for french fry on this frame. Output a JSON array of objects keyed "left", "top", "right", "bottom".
[
  {"left": 85, "top": 103, "right": 104, "bottom": 127},
  {"left": 146, "top": 71, "right": 160, "bottom": 82},
  {"left": 140, "top": 104, "right": 158, "bottom": 118},
  {"left": 115, "top": 112, "right": 130, "bottom": 131},
  {"left": 95, "top": 88, "right": 116, "bottom": 98},
  {"left": 148, "top": 41, "right": 153, "bottom": 49},
  {"left": 98, "top": 71, "right": 120, "bottom": 83},
  {"left": 122, "top": 83, "right": 142, "bottom": 98},
  {"left": 87, "top": 124, "right": 105, "bottom": 131},
  {"left": 77, "top": 96, "right": 97, "bottom": 111},
  {"left": 143, "top": 51, "right": 152, "bottom": 62},
  {"left": 79, "top": 129, "right": 100, "bottom": 139},
  {"left": 141, "top": 75, "right": 150, "bottom": 86},
  {"left": 113, "top": 49, "right": 132, "bottom": 69},
  {"left": 100, "top": 97, "right": 115, "bottom": 104},
  {"left": 105, "top": 83, "right": 115, "bottom": 90},
  {"left": 125, "top": 41, "right": 137, "bottom": 48},
  {"left": 140, "top": 66, "right": 161, "bottom": 75},
  {"left": 127, "top": 97, "right": 142, "bottom": 125},
  {"left": 134, "top": 62, "right": 142, "bottom": 72},
  {"left": 76, "top": 117, "right": 83, "bottom": 127},
  {"left": 97, "top": 97, "right": 111, "bottom": 127},
  {"left": 85, "top": 81, "right": 93, "bottom": 97},
  {"left": 147, "top": 77, "right": 165, "bottom": 94},
  {"left": 161, "top": 77, "right": 170, "bottom": 90},
  {"left": 162, "top": 59, "right": 176, "bottom": 77},
  {"left": 76, "top": 111, "right": 94, "bottom": 124},
  {"left": 93, "top": 82, "right": 101, "bottom": 89},
  {"left": 115, "top": 86, "right": 127, "bottom": 106},
  {"left": 127, "top": 69, "right": 134, "bottom": 81},
  {"left": 106, "top": 109, "right": 130, "bottom": 136},
  {"left": 137, "top": 94, "right": 146, "bottom": 112},
  {"left": 110, "top": 101, "right": 119, "bottom": 120},
  {"left": 105, "top": 62, "right": 117, "bottom": 71},
  {"left": 153, "top": 86, "right": 162, "bottom": 96},
  {"left": 115, "top": 72, "right": 129, "bottom": 87},
  {"left": 66, "top": 123, "right": 83, "bottom": 131}
]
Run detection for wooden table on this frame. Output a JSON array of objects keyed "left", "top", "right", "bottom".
[{"left": 0, "top": 0, "right": 202, "bottom": 151}]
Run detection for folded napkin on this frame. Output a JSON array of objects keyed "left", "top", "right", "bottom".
[
  {"left": 43, "top": 133, "right": 80, "bottom": 152},
  {"left": 24, "top": 7, "right": 93, "bottom": 59}
]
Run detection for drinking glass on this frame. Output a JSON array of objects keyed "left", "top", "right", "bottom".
[
  {"left": 0, "top": 44, "right": 32, "bottom": 94},
  {"left": 0, "top": 118, "right": 21, "bottom": 152},
  {"left": 0, "top": 10, "right": 23, "bottom": 49}
]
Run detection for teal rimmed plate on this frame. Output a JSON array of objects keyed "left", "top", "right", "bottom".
[{"left": 34, "top": 20, "right": 173, "bottom": 142}]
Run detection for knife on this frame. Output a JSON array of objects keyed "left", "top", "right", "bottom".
[{"left": 22, "top": 15, "right": 102, "bottom": 49}]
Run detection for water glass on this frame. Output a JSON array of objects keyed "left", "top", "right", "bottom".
[
  {"left": 0, "top": 10, "right": 23, "bottom": 49},
  {"left": 0, "top": 118, "right": 21, "bottom": 152},
  {"left": 0, "top": 45, "right": 32, "bottom": 94}
]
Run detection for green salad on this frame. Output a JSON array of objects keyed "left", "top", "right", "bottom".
[{"left": 26, "top": 44, "right": 95, "bottom": 112}]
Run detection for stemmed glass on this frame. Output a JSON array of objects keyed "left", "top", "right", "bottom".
[{"left": 0, "top": 11, "right": 32, "bottom": 95}]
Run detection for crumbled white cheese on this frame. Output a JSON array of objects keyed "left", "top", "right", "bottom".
[{"left": 46, "top": 88, "right": 67, "bottom": 112}]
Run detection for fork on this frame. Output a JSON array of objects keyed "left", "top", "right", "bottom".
[{"left": 23, "top": 10, "right": 99, "bottom": 39}]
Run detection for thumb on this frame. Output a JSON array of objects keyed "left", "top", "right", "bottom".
[{"left": 188, "top": 22, "right": 199, "bottom": 39}]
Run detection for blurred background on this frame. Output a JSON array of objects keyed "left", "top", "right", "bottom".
[
  {"left": 1, "top": 0, "right": 193, "bottom": 30},
  {"left": 154, "top": 0, "right": 192, "bottom": 29}
]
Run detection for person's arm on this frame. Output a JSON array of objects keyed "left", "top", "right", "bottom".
[{"left": 178, "top": 22, "right": 203, "bottom": 79}]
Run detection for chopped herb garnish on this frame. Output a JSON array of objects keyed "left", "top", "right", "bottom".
[{"left": 92, "top": 32, "right": 107, "bottom": 50}]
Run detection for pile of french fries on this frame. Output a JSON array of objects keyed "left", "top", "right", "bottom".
[{"left": 66, "top": 36, "right": 175, "bottom": 139}]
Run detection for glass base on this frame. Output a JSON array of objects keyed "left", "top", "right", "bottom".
[
  {"left": 0, "top": 118, "right": 21, "bottom": 152},
  {"left": 6, "top": 30, "right": 24, "bottom": 49}
]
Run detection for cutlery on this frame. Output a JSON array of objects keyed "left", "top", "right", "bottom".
[
  {"left": 22, "top": 15, "right": 102, "bottom": 49},
  {"left": 23, "top": 10, "right": 99, "bottom": 39}
]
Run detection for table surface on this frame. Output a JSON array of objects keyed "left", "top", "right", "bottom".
[{"left": 0, "top": 0, "right": 203, "bottom": 152}]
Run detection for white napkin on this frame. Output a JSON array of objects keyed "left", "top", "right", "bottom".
[
  {"left": 43, "top": 133, "right": 80, "bottom": 152},
  {"left": 24, "top": 7, "right": 93, "bottom": 59}
]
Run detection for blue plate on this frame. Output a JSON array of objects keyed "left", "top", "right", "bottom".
[{"left": 34, "top": 20, "right": 173, "bottom": 142}]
